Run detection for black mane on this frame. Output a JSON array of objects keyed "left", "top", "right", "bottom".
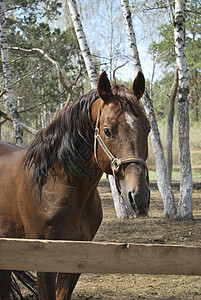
[
  {"left": 25, "top": 85, "right": 148, "bottom": 197},
  {"left": 25, "top": 90, "right": 98, "bottom": 197}
]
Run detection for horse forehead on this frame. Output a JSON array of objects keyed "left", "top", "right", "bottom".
[
  {"left": 102, "top": 103, "right": 121, "bottom": 120},
  {"left": 124, "top": 112, "right": 137, "bottom": 129},
  {"left": 105, "top": 102, "right": 121, "bottom": 114}
]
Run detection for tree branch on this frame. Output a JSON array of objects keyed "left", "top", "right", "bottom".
[
  {"left": 167, "top": 0, "right": 175, "bottom": 24},
  {"left": 5, "top": 5, "right": 24, "bottom": 12},
  {"left": 9, "top": 46, "right": 73, "bottom": 100},
  {"left": 0, "top": 110, "right": 37, "bottom": 135},
  {"left": 0, "top": 66, "right": 45, "bottom": 99}
]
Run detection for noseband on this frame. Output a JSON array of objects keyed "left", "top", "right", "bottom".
[{"left": 94, "top": 103, "right": 149, "bottom": 193}]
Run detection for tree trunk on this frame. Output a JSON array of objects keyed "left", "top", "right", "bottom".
[
  {"left": 0, "top": 0, "right": 25, "bottom": 147},
  {"left": 68, "top": 0, "right": 130, "bottom": 218},
  {"left": 121, "top": 0, "right": 177, "bottom": 219},
  {"left": 173, "top": 0, "right": 193, "bottom": 219},
  {"left": 166, "top": 64, "right": 178, "bottom": 185},
  {"left": 0, "top": 120, "right": 2, "bottom": 140},
  {"left": 109, "top": 175, "right": 135, "bottom": 219},
  {"left": 193, "top": 69, "right": 199, "bottom": 121},
  {"left": 67, "top": 0, "right": 98, "bottom": 89}
]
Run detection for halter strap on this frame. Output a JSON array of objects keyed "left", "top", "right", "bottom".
[{"left": 94, "top": 102, "right": 149, "bottom": 193}]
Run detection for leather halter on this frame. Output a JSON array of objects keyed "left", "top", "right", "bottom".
[{"left": 94, "top": 102, "right": 149, "bottom": 193}]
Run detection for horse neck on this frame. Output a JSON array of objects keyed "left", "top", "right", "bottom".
[{"left": 65, "top": 97, "right": 103, "bottom": 187}]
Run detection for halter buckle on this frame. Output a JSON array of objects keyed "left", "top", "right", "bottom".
[
  {"left": 111, "top": 158, "right": 122, "bottom": 175},
  {"left": 94, "top": 127, "right": 99, "bottom": 139}
]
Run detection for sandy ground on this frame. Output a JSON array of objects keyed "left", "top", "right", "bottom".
[{"left": 19, "top": 180, "right": 201, "bottom": 299}]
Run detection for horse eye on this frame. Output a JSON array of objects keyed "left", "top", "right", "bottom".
[{"left": 104, "top": 128, "right": 112, "bottom": 138}]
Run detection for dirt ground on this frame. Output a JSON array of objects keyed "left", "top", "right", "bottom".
[{"left": 21, "top": 179, "right": 201, "bottom": 299}]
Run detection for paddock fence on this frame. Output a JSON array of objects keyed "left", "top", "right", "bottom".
[
  {"left": 147, "top": 150, "right": 201, "bottom": 170},
  {"left": 0, "top": 238, "right": 201, "bottom": 276}
]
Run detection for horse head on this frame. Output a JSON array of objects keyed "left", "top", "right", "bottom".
[{"left": 93, "top": 71, "right": 150, "bottom": 217}]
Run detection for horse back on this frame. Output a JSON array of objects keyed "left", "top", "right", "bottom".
[
  {"left": 0, "top": 142, "right": 26, "bottom": 237},
  {"left": 0, "top": 140, "right": 22, "bottom": 157}
]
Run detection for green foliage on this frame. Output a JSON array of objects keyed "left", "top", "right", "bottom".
[
  {"left": 115, "top": 78, "right": 133, "bottom": 89},
  {"left": 148, "top": 120, "right": 201, "bottom": 181},
  {"left": 149, "top": 23, "right": 175, "bottom": 68},
  {"left": 146, "top": 73, "right": 176, "bottom": 120},
  {"left": 148, "top": 0, "right": 201, "bottom": 121},
  {"left": 1, "top": 0, "right": 87, "bottom": 142}
]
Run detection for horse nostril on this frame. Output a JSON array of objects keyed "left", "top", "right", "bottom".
[{"left": 128, "top": 191, "right": 138, "bottom": 213}]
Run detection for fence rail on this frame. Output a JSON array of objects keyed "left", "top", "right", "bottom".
[
  {"left": 148, "top": 164, "right": 201, "bottom": 170},
  {"left": 0, "top": 238, "right": 201, "bottom": 276},
  {"left": 147, "top": 150, "right": 201, "bottom": 170}
]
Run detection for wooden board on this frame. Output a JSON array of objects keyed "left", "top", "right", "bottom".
[{"left": 0, "top": 238, "right": 201, "bottom": 275}]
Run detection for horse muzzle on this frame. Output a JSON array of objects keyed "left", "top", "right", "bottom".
[
  {"left": 119, "top": 162, "right": 150, "bottom": 218},
  {"left": 128, "top": 188, "right": 150, "bottom": 217}
]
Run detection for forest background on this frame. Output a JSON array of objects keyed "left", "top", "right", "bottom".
[{"left": 0, "top": 0, "right": 201, "bottom": 180}]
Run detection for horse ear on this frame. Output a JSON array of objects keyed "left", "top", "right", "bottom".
[
  {"left": 130, "top": 71, "right": 145, "bottom": 100},
  {"left": 97, "top": 71, "right": 113, "bottom": 102}
]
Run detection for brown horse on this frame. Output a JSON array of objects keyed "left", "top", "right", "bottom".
[{"left": 0, "top": 71, "right": 150, "bottom": 299}]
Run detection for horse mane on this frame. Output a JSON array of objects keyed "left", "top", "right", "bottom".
[
  {"left": 25, "top": 90, "right": 98, "bottom": 197},
  {"left": 25, "top": 84, "right": 147, "bottom": 198}
]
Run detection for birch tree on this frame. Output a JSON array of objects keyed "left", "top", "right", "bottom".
[
  {"left": 166, "top": 64, "right": 178, "bottom": 185},
  {"left": 67, "top": 0, "right": 97, "bottom": 89},
  {"left": 0, "top": 0, "right": 25, "bottom": 147},
  {"left": 67, "top": 0, "right": 131, "bottom": 219},
  {"left": 121, "top": 0, "right": 177, "bottom": 219},
  {"left": 173, "top": 0, "right": 193, "bottom": 219}
]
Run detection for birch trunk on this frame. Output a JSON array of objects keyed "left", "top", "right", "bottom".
[
  {"left": 121, "top": 0, "right": 177, "bottom": 219},
  {"left": 174, "top": 0, "right": 193, "bottom": 219},
  {"left": 68, "top": 0, "right": 130, "bottom": 218},
  {"left": 166, "top": 64, "right": 178, "bottom": 185},
  {"left": 0, "top": 0, "right": 25, "bottom": 147},
  {"left": 67, "top": 0, "right": 97, "bottom": 89}
]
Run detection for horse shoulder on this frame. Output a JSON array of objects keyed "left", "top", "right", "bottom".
[{"left": 80, "top": 187, "right": 103, "bottom": 241}]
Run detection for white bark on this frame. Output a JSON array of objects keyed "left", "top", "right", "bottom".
[
  {"left": 142, "top": 91, "right": 176, "bottom": 219},
  {"left": 121, "top": 0, "right": 141, "bottom": 73},
  {"left": 0, "top": 0, "right": 25, "bottom": 147},
  {"left": 174, "top": 0, "right": 193, "bottom": 219},
  {"left": 166, "top": 64, "right": 178, "bottom": 185},
  {"left": 109, "top": 175, "right": 135, "bottom": 219},
  {"left": 67, "top": 0, "right": 98, "bottom": 89},
  {"left": 121, "top": 0, "right": 177, "bottom": 219},
  {"left": 68, "top": 0, "right": 129, "bottom": 218}
]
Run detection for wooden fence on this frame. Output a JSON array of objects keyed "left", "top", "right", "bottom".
[
  {"left": 0, "top": 238, "right": 201, "bottom": 276},
  {"left": 147, "top": 150, "right": 201, "bottom": 170},
  {"left": 148, "top": 164, "right": 201, "bottom": 170}
]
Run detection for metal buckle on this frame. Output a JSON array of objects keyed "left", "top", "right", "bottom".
[
  {"left": 111, "top": 158, "right": 122, "bottom": 175},
  {"left": 94, "top": 127, "right": 99, "bottom": 139}
]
